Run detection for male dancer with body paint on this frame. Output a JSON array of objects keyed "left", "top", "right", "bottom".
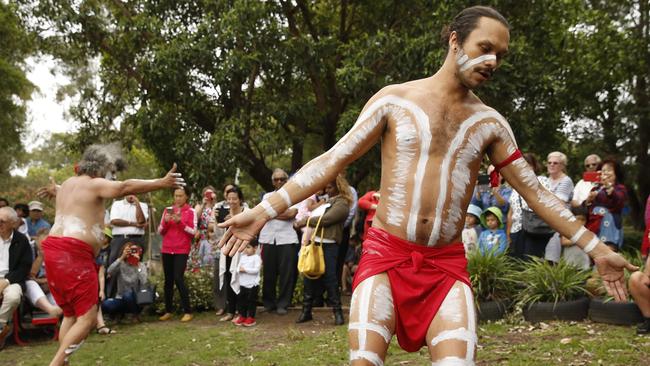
[
  {"left": 38, "top": 143, "right": 184, "bottom": 366},
  {"left": 218, "top": 6, "right": 637, "bottom": 365}
]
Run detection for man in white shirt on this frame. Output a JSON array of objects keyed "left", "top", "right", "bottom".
[
  {"left": 572, "top": 154, "right": 601, "bottom": 208},
  {"left": 258, "top": 169, "right": 299, "bottom": 315},
  {"left": 107, "top": 195, "right": 148, "bottom": 297}
]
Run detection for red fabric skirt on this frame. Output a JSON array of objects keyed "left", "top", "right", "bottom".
[
  {"left": 42, "top": 236, "right": 98, "bottom": 317},
  {"left": 352, "top": 227, "right": 470, "bottom": 352}
]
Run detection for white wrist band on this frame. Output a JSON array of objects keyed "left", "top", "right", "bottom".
[
  {"left": 260, "top": 200, "right": 278, "bottom": 219},
  {"left": 583, "top": 236, "right": 599, "bottom": 254},
  {"left": 570, "top": 227, "right": 587, "bottom": 244},
  {"left": 278, "top": 187, "right": 292, "bottom": 207}
]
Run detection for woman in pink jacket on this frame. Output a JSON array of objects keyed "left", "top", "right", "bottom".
[{"left": 158, "top": 187, "right": 196, "bottom": 322}]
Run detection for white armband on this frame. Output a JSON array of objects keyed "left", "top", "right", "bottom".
[
  {"left": 583, "top": 236, "right": 599, "bottom": 254},
  {"left": 260, "top": 200, "right": 278, "bottom": 219}
]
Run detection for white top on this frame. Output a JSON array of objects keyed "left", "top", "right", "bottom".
[
  {"left": 238, "top": 254, "right": 262, "bottom": 289},
  {"left": 109, "top": 199, "right": 149, "bottom": 235},
  {"left": 572, "top": 179, "right": 595, "bottom": 206},
  {"left": 549, "top": 175, "right": 574, "bottom": 203},
  {"left": 0, "top": 232, "right": 13, "bottom": 277},
  {"left": 258, "top": 192, "right": 299, "bottom": 245}
]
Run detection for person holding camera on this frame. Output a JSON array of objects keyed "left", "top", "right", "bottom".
[
  {"left": 193, "top": 186, "right": 218, "bottom": 268},
  {"left": 571, "top": 154, "right": 602, "bottom": 208},
  {"left": 585, "top": 158, "right": 628, "bottom": 252},
  {"left": 158, "top": 187, "right": 195, "bottom": 322},
  {"left": 101, "top": 243, "right": 148, "bottom": 322}
]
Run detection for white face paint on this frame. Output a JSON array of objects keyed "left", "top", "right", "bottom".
[
  {"left": 429, "top": 110, "right": 511, "bottom": 246},
  {"left": 457, "top": 49, "right": 497, "bottom": 72}
]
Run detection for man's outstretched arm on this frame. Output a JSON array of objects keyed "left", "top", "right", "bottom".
[
  {"left": 93, "top": 163, "right": 185, "bottom": 199},
  {"left": 217, "top": 89, "right": 397, "bottom": 255},
  {"left": 487, "top": 121, "right": 637, "bottom": 301}
]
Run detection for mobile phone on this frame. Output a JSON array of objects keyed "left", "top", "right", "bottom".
[
  {"left": 583, "top": 171, "right": 600, "bottom": 183},
  {"left": 217, "top": 206, "right": 229, "bottom": 223}
]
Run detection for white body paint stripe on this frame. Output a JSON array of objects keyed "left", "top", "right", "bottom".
[
  {"left": 429, "top": 111, "right": 506, "bottom": 246},
  {"left": 277, "top": 187, "right": 292, "bottom": 207},
  {"left": 359, "top": 96, "right": 431, "bottom": 241},
  {"left": 570, "top": 227, "right": 587, "bottom": 244},
  {"left": 583, "top": 236, "right": 599, "bottom": 253},
  {"left": 430, "top": 327, "right": 478, "bottom": 347},
  {"left": 386, "top": 107, "right": 417, "bottom": 227},
  {"left": 463, "top": 283, "right": 477, "bottom": 360},
  {"left": 459, "top": 54, "right": 496, "bottom": 72},
  {"left": 348, "top": 322, "right": 392, "bottom": 344},
  {"left": 358, "top": 276, "right": 375, "bottom": 350},
  {"left": 350, "top": 350, "right": 384, "bottom": 366},
  {"left": 431, "top": 356, "right": 475, "bottom": 366},
  {"left": 260, "top": 200, "right": 277, "bottom": 219}
]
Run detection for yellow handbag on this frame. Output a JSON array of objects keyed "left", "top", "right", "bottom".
[{"left": 297, "top": 214, "right": 326, "bottom": 279}]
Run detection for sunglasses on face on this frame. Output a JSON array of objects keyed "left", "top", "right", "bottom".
[
  {"left": 585, "top": 163, "right": 598, "bottom": 168},
  {"left": 547, "top": 161, "right": 562, "bottom": 166},
  {"left": 273, "top": 177, "right": 287, "bottom": 182}
]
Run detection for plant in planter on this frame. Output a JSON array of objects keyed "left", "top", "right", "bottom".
[
  {"left": 589, "top": 249, "right": 645, "bottom": 325},
  {"left": 515, "top": 257, "right": 591, "bottom": 322},
  {"left": 466, "top": 247, "right": 517, "bottom": 322}
]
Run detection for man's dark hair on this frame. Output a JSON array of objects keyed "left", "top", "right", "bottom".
[
  {"left": 440, "top": 6, "right": 510, "bottom": 49},
  {"left": 0, "top": 198, "right": 8, "bottom": 206},
  {"left": 14, "top": 203, "right": 29, "bottom": 217}
]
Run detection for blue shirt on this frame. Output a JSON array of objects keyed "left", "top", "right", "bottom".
[
  {"left": 27, "top": 218, "right": 51, "bottom": 237},
  {"left": 478, "top": 229, "right": 507, "bottom": 255}
]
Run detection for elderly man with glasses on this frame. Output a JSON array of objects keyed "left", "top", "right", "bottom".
[
  {"left": 0, "top": 207, "right": 33, "bottom": 350},
  {"left": 258, "top": 168, "right": 299, "bottom": 315},
  {"left": 572, "top": 154, "right": 602, "bottom": 208}
]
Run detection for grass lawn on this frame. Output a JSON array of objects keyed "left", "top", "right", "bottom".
[{"left": 2, "top": 310, "right": 649, "bottom": 365}]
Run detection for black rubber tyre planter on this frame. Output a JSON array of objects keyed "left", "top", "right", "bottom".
[
  {"left": 588, "top": 297, "right": 643, "bottom": 325},
  {"left": 522, "top": 297, "right": 590, "bottom": 323},
  {"left": 478, "top": 300, "right": 509, "bottom": 322}
]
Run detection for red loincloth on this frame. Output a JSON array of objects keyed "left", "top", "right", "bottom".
[
  {"left": 42, "top": 236, "right": 99, "bottom": 318},
  {"left": 352, "top": 227, "right": 471, "bottom": 352}
]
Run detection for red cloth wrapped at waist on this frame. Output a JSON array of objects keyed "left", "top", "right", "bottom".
[
  {"left": 42, "top": 236, "right": 98, "bottom": 317},
  {"left": 352, "top": 227, "right": 470, "bottom": 352}
]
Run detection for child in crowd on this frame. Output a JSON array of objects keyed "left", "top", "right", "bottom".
[
  {"left": 560, "top": 206, "right": 591, "bottom": 270},
  {"left": 234, "top": 241, "right": 262, "bottom": 327},
  {"left": 24, "top": 231, "right": 63, "bottom": 318},
  {"left": 462, "top": 204, "right": 483, "bottom": 255},
  {"left": 478, "top": 207, "right": 507, "bottom": 255},
  {"left": 96, "top": 228, "right": 116, "bottom": 334}
]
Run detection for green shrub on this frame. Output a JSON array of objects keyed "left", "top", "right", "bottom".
[
  {"left": 623, "top": 226, "right": 644, "bottom": 252},
  {"left": 150, "top": 267, "right": 216, "bottom": 313},
  {"left": 466, "top": 247, "right": 517, "bottom": 302},
  {"left": 515, "top": 257, "right": 591, "bottom": 305}
]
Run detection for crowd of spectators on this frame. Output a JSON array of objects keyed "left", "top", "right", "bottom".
[{"left": 1, "top": 150, "right": 649, "bottom": 349}]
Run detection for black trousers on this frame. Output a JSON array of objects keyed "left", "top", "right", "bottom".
[
  {"left": 302, "top": 242, "right": 341, "bottom": 311},
  {"left": 107, "top": 235, "right": 145, "bottom": 297},
  {"left": 521, "top": 231, "right": 554, "bottom": 260},
  {"left": 336, "top": 226, "right": 351, "bottom": 288},
  {"left": 261, "top": 243, "right": 298, "bottom": 310},
  {"left": 237, "top": 285, "right": 259, "bottom": 318},
  {"left": 162, "top": 253, "right": 191, "bottom": 313},
  {"left": 224, "top": 255, "right": 237, "bottom": 315}
]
